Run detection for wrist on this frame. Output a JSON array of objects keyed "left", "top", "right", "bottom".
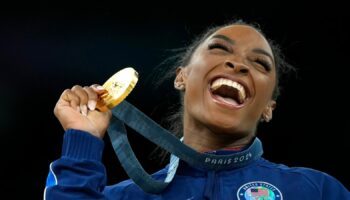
[{"left": 62, "top": 129, "right": 105, "bottom": 161}]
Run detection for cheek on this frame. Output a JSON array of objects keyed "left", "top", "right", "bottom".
[
  {"left": 184, "top": 63, "right": 210, "bottom": 99},
  {"left": 183, "top": 67, "right": 210, "bottom": 115},
  {"left": 256, "top": 75, "right": 276, "bottom": 102},
  {"left": 187, "top": 52, "right": 219, "bottom": 76},
  {"left": 185, "top": 77, "right": 206, "bottom": 108}
]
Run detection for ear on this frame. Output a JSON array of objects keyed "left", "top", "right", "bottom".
[
  {"left": 261, "top": 100, "right": 276, "bottom": 122},
  {"left": 174, "top": 67, "right": 187, "bottom": 90}
]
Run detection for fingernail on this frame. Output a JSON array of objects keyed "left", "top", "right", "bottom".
[
  {"left": 80, "top": 104, "right": 87, "bottom": 116},
  {"left": 96, "top": 86, "right": 105, "bottom": 90},
  {"left": 88, "top": 100, "right": 96, "bottom": 110}
]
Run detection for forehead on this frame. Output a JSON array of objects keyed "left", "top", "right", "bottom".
[{"left": 208, "top": 25, "right": 273, "bottom": 55}]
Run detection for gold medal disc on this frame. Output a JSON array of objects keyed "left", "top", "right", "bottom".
[{"left": 96, "top": 67, "right": 138, "bottom": 112}]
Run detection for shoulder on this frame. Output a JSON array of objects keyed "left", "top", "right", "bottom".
[
  {"left": 257, "top": 158, "right": 349, "bottom": 197},
  {"left": 258, "top": 158, "right": 338, "bottom": 182}
]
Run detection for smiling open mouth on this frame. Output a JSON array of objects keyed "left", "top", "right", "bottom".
[{"left": 210, "top": 78, "right": 247, "bottom": 106}]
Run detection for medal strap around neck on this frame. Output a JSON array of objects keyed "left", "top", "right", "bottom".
[{"left": 107, "top": 101, "right": 263, "bottom": 193}]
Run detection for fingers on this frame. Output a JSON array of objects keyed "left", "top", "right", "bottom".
[
  {"left": 60, "top": 89, "right": 81, "bottom": 111},
  {"left": 59, "top": 84, "right": 106, "bottom": 116},
  {"left": 71, "top": 85, "right": 90, "bottom": 116},
  {"left": 83, "top": 86, "right": 99, "bottom": 111}
]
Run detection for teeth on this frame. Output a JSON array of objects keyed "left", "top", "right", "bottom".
[{"left": 211, "top": 78, "right": 246, "bottom": 100}]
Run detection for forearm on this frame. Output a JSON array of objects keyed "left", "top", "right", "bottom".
[{"left": 44, "top": 129, "right": 107, "bottom": 200}]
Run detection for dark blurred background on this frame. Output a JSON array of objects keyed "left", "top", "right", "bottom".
[{"left": 0, "top": 1, "right": 349, "bottom": 198}]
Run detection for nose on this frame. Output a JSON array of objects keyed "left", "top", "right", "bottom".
[{"left": 224, "top": 60, "right": 249, "bottom": 74}]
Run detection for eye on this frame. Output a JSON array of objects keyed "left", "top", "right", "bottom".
[
  {"left": 208, "top": 42, "right": 231, "bottom": 52},
  {"left": 255, "top": 58, "right": 272, "bottom": 71}
]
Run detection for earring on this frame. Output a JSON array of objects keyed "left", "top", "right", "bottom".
[
  {"left": 260, "top": 113, "right": 271, "bottom": 122},
  {"left": 174, "top": 83, "right": 185, "bottom": 90}
]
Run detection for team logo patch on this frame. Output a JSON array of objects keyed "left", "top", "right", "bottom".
[{"left": 237, "top": 181, "right": 283, "bottom": 200}]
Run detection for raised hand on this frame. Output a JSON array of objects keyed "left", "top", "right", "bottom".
[{"left": 54, "top": 84, "right": 112, "bottom": 138}]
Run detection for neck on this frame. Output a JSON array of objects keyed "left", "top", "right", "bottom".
[{"left": 183, "top": 118, "right": 255, "bottom": 153}]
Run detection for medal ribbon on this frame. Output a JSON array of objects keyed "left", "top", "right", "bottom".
[{"left": 107, "top": 101, "right": 263, "bottom": 193}]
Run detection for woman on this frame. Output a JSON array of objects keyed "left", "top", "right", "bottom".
[{"left": 45, "top": 21, "right": 349, "bottom": 199}]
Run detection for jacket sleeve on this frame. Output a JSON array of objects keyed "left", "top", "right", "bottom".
[
  {"left": 320, "top": 173, "right": 350, "bottom": 199},
  {"left": 44, "top": 129, "right": 108, "bottom": 200},
  {"left": 303, "top": 168, "right": 350, "bottom": 199}
]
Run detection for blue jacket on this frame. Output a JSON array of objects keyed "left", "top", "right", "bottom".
[{"left": 44, "top": 129, "right": 349, "bottom": 199}]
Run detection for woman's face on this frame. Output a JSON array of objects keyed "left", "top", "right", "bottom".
[{"left": 176, "top": 25, "right": 276, "bottom": 137}]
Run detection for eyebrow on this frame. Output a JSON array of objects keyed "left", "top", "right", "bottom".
[
  {"left": 252, "top": 48, "right": 274, "bottom": 62},
  {"left": 211, "top": 34, "right": 274, "bottom": 62},
  {"left": 211, "top": 34, "right": 235, "bottom": 45}
]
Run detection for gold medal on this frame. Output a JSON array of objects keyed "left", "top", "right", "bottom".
[{"left": 96, "top": 67, "right": 138, "bottom": 112}]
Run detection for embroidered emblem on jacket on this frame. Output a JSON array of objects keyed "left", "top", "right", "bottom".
[{"left": 237, "top": 181, "right": 283, "bottom": 200}]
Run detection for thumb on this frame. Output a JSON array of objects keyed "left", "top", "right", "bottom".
[{"left": 91, "top": 84, "right": 108, "bottom": 95}]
